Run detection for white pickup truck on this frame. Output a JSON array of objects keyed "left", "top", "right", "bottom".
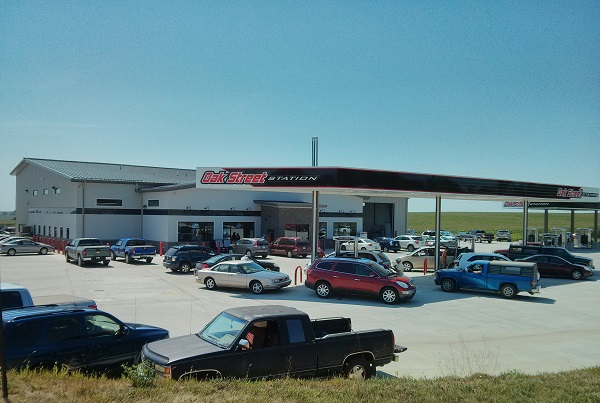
[{"left": 0, "top": 282, "right": 97, "bottom": 309}]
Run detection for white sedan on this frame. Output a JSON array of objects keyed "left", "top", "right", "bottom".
[
  {"left": 339, "top": 238, "right": 381, "bottom": 251},
  {"left": 195, "top": 261, "right": 291, "bottom": 294}
]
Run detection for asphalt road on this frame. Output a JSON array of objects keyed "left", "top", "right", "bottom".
[{"left": 1, "top": 242, "right": 598, "bottom": 379}]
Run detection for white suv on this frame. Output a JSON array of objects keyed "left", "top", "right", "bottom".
[{"left": 393, "top": 235, "right": 424, "bottom": 252}]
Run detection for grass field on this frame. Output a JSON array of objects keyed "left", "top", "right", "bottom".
[
  {"left": 407, "top": 212, "right": 598, "bottom": 242},
  {"left": 4, "top": 366, "right": 600, "bottom": 403}
]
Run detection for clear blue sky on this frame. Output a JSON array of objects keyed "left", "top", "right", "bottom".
[{"left": 1, "top": 2, "right": 599, "bottom": 212}]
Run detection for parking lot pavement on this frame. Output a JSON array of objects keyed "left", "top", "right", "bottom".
[{"left": 1, "top": 242, "right": 599, "bottom": 379}]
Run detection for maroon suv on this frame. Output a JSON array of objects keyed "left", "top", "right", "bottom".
[{"left": 305, "top": 257, "right": 416, "bottom": 304}]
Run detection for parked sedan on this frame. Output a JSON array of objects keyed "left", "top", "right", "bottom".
[
  {"left": 396, "top": 247, "right": 458, "bottom": 272},
  {"left": 374, "top": 237, "right": 400, "bottom": 252},
  {"left": 393, "top": 235, "right": 424, "bottom": 252},
  {"left": 195, "top": 254, "right": 280, "bottom": 272},
  {"left": 339, "top": 238, "right": 381, "bottom": 251},
  {"left": 195, "top": 260, "right": 291, "bottom": 294},
  {"left": 1, "top": 239, "right": 54, "bottom": 256},
  {"left": 517, "top": 255, "right": 594, "bottom": 280}
]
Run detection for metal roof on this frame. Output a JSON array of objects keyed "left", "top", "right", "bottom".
[{"left": 11, "top": 158, "right": 195, "bottom": 186}]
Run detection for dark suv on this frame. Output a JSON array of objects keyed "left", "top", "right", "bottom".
[
  {"left": 496, "top": 245, "right": 595, "bottom": 270},
  {"left": 163, "top": 245, "right": 217, "bottom": 273},
  {"left": 2, "top": 306, "right": 168, "bottom": 373},
  {"left": 270, "top": 237, "right": 311, "bottom": 258},
  {"left": 305, "top": 257, "right": 416, "bottom": 304}
]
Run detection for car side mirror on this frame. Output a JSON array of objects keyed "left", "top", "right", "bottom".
[
  {"left": 238, "top": 339, "right": 250, "bottom": 350},
  {"left": 118, "top": 325, "right": 130, "bottom": 336}
]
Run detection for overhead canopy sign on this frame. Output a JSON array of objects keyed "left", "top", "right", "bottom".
[{"left": 197, "top": 167, "right": 598, "bottom": 203}]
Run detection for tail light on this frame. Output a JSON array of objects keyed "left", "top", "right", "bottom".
[
  {"left": 253, "top": 240, "right": 258, "bottom": 246},
  {"left": 202, "top": 263, "right": 209, "bottom": 269},
  {"left": 415, "top": 241, "right": 419, "bottom": 244},
  {"left": 88, "top": 304, "right": 98, "bottom": 309}
]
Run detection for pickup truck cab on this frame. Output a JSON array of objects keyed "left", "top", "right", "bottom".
[
  {"left": 141, "top": 305, "right": 405, "bottom": 381},
  {"left": 434, "top": 260, "right": 541, "bottom": 298},
  {"left": 110, "top": 238, "right": 156, "bottom": 264},
  {"left": 65, "top": 238, "right": 111, "bottom": 266},
  {"left": 1, "top": 282, "right": 97, "bottom": 309}
]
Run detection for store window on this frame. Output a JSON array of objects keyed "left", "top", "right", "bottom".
[
  {"left": 147, "top": 200, "right": 159, "bottom": 207},
  {"left": 223, "top": 222, "right": 255, "bottom": 244},
  {"left": 333, "top": 222, "right": 357, "bottom": 237},
  {"left": 43, "top": 189, "right": 49, "bottom": 195},
  {"left": 284, "top": 224, "right": 309, "bottom": 238},
  {"left": 178, "top": 222, "right": 214, "bottom": 242},
  {"left": 33, "top": 190, "right": 38, "bottom": 196},
  {"left": 54, "top": 187, "right": 61, "bottom": 194}
]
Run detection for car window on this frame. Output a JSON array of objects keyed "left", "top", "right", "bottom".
[
  {"left": 48, "top": 317, "right": 80, "bottom": 343},
  {"left": 1, "top": 291, "right": 24, "bottom": 309},
  {"left": 356, "top": 264, "right": 374, "bottom": 276},
  {"left": 84, "top": 314, "right": 120, "bottom": 337},
  {"left": 239, "top": 262, "right": 265, "bottom": 274},
  {"left": 548, "top": 256, "right": 564, "bottom": 264},
  {"left": 286, "top": 319, "right": 306, "bottom": 344},
  {"left": 333, "top": 262, "right": 356, "bottom": 275},
  {"left": 6, "top": 319, "right": 44, "bottom": 349},
  {"left": 316, "top": 261, "right": 335, "bottom": 270},
  {"left": 212, "top": 264, "right": 230, "bottom": 273}
]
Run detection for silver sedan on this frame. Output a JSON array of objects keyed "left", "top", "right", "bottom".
[
  {"left": 0, "top": 239, "right": 55, "bottom": 256},
  {"left": 195, "top": 261, "right": 291, "bottom": 294}
]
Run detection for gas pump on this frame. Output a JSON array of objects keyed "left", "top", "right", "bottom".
[
  {"left": 551, "top": 228, "right": 568, "bottom": 248},
  {"left": 540, "top": 233, "right": 559, "bottom": 246},
  {"left": 574, "top": 228, "right": 593, "bottom": 249},
  {"left": 526, "top": 228, "right": 539, "bottom": 244}
]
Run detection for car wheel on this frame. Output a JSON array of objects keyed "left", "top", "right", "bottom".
[
  {"left": 65, "top": 253, "right": 70, "bottom": 262},
  {"left": 7, "top": 249, "right": 16, "bottom": 256},
  {"left": 125, "top": 253, "right": 131, "bottom": 264},
  {"left": 179, "top": 262, "right": 191, "bottom": 273},
  {"left": 315, "top": 281, "right": 332, "bottom": 298},
  {"left": 205, "top": 277, "right": 217, "bottom": 290},
  {"left": 571, "top": 270, "right": 583, "bottom": 280},
  {"left": 261, "top": 255, "right": 268, "bottom": 258},
  {"left": 77, "top": 255, "right": 84, "bottom": 267},
  {"left": 380, "top": 287, "right": 399, "bottom": 304},
  {"left": 102, "top": 259, "right": 109, "bottom": 266},
  {"left": 245, "top": 250, "right": 252, "bottom": 257},
  {"left": 440, "top": 278, "right": 456, "bottom": 292},
  {"left": 344, "top": 357, "right": 373, "bottom": 380},
  {"left": 500, "top": 284, "right": 517, "bottom": 298},
  {"left": 340, "top": 245, "right": 347, "bottom": 251},
  {"left": 39, "top": 247, "right": 48, "bottom": 255},
  {"left": 111, "top": 251, "right": 117, "bottom": 261},
  {"left": 402, "top": 261, "right": 413, "bottom": 272},
  {"left": 146, "top": 257, "right": 153, "bottom": 263},
  {"left": 287, "top": 251, "right": 293, "bottom": 258},
  {"left": 250, "top": 280, "right": 264, "bottom": 294},
  {"left": 407, "top": 245, "right": 415, "bottom": 252},
  {"left": 360, "top": 247, "right": 367, "bottom": 250},
  {"left": 383, "top": 247, "right": 389, "bottom": 252}
]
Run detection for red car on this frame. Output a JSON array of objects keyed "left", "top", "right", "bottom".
[
  {"left": 305, "top": 257, "right": 416, "bottom": 304},
  {"left": 517, "top": 255, "right": 594, "bottom": 280}
]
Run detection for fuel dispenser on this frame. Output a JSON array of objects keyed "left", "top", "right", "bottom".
[
  {"left": 526, "top": 228, "right": 539, "bottom": 244},
  {"left": 540, "top": 233, "right": 559, "bottom": 246},
  {"left": 574, "top": 228, "right": 593, "bottom": 248},
  {"left": 551, "top": 228, "right": 568, "bottom": 248}
]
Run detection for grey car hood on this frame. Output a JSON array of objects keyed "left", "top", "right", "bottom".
[{"left": 144, "top": 334, "right": 225, "bottom": 364}]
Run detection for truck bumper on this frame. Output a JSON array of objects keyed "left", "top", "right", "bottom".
[{"left": 529, "top": 285, "right": 541, "bottom": 294}]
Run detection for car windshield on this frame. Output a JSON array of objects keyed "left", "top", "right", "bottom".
[
  {"left": 199, "top": 312, "right": 247, "bottom": 348},
  {"left": 367, "top": 261, "right": 397, "bottom": 277},
  {"left": 238, "top": 262, "right": 266, "bottom": 274}
]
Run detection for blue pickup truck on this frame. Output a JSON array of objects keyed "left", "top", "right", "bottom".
[
  {"left": 110, "top": 238, "right": 156, "bottom": 264},
  {"left": 434, "top": 260, "right": 541, "bottom": 298}
]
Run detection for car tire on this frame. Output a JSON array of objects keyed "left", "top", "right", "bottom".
[
  {"left": 344, "top": 357, "right": 373, "bottom": 380},
  {"left": 111, "top": 251, "right": 117, "bottom": 261},
  {"left": 125, "top": 253, "right": 131, "bottom": 264},
  {"left": 315, "top": 281, "right": 332, "bottom": 298},
  {"left": 407, "top": 245, "right": 415, "bottom": 252},
  {"left": 340, "top": 245, "right": 347, "bottom": 251},
  {"left": 360, "top": 247, "right": 367, "bottom": 250},
  {"left": 7, "top": 249, "right": 16, "bottom": 256},
  {"left": 380, "top": 287, "right": 399, "bottom": 304},
  {"left": 402, "top": 261, "right": 413, "bottom": 272},
  {"left": 383, "top": 247, "right": 389, "bottom": 252},
  {"left": 287, "top": 251, "right": 293, "bottom": 258},
  {"left": 250, "top": 280, "right": 264, "bottom": 294},
  {"left": 65, "top": 253, "right": 70, "bottom": 262},
  {"left": 440, "top": 278, "right": 456, "bottom": 292},
  {"left": 261, "top": 255, "right": 268, "bottom": 258},
  {"left": 77, "top": 255, "right": 84, "bottom": 267},
  {"left": 179, "top": 262, "right": 192, "bottom": 273},
  {"left": 500, "top": 284, "right": 517, "bottom": 298},
  {"left": 39, "top": 247, "right": 48, "bottom": 255},
  {"left": 205, "top": 277, "right": 217, "bottom": 290},
  {"left": 146, "top": 257, "right": 153, "bottom": 263},
  {"left": 571, "top": 270, "right": 583, "bottom": 280},
  {"left": 245, "top": 250, "right": 252, "bottom": 257},
  {"left": 102, "top": 259, "right": 109, "bottom": 266}
]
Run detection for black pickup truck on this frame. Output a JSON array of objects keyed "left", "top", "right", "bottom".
[{"left": 141, "top": 305, "right": 405, "bottom": 381}]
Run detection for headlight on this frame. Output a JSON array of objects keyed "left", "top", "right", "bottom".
[{"left": 395, "top": 281, "right": 409, "bottom": 289}]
